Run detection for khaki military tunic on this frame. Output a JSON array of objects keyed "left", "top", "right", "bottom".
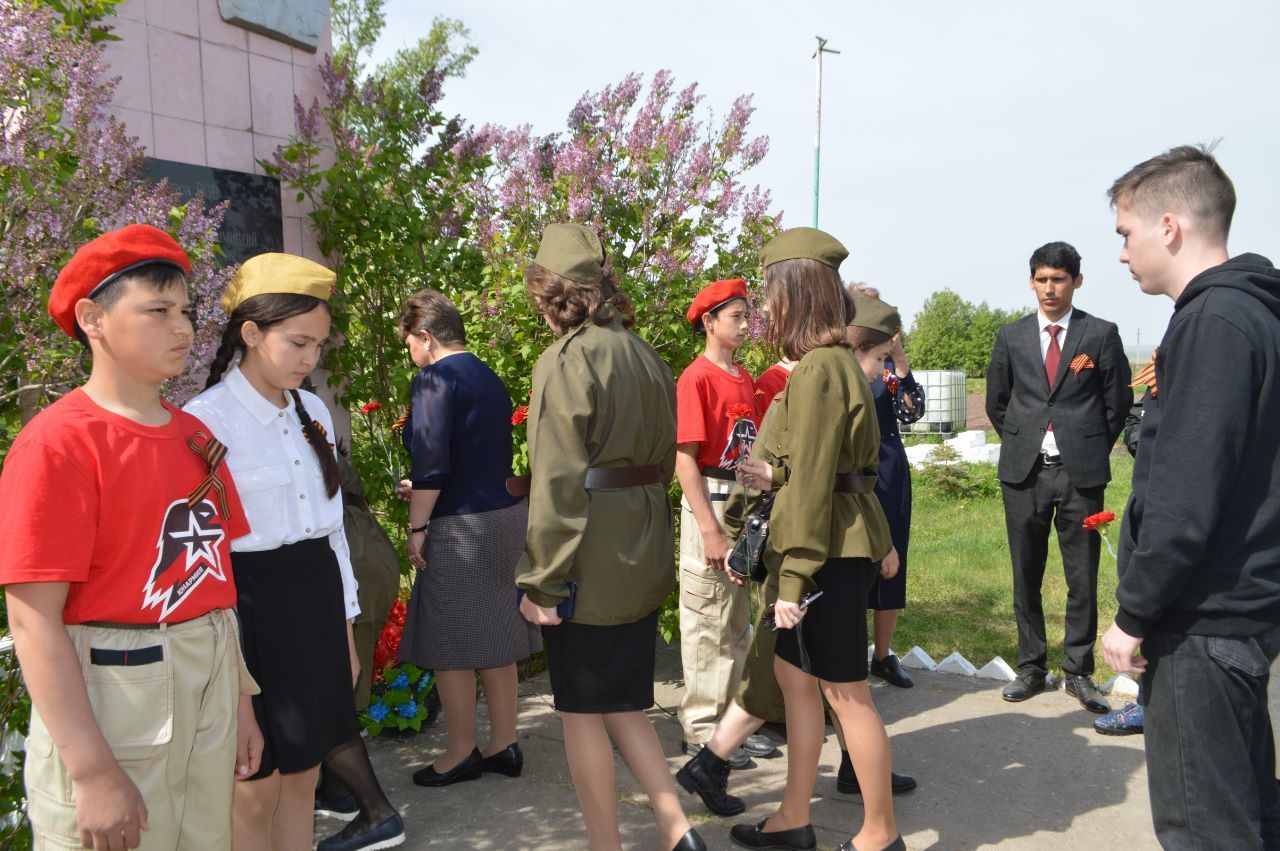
[
  {"left": 516, "top": 317, "right": 678, "bottom": 626},
  {"left": 758, "top": 345, "right": 892, "bottom": 604}
]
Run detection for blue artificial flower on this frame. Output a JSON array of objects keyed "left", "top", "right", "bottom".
[
  {"left": 390, "top": 671, "right": 410, "bottom": 690},
  {"left": 416, "top": 673, "right": 434, "bottom": 693},
  {"left": 397, "top": 699, "right": 418, "bottom": 719},
  {"left": 367, "top": 701, "right": 390, "bottom": 722}
]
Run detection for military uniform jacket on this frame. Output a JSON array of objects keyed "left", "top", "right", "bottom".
[
  {"left": 985, "top": 309, "right": 1131, "bottom": 488},
  {"left": 516, "top": 317, "right": 678, "bottom": 625},
  {"left": 757, "top": 346, "right": 892, "bottom": 604}
]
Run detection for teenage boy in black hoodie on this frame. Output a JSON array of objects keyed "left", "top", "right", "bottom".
[{"left": 1102, "top": 145, "right": 1280, "bottom": 849}]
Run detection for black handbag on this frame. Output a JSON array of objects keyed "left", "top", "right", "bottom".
[{"left": 727, "top": 492, "right": 774, "bottom": 583}]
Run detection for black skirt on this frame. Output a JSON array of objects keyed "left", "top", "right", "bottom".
[
  {"left": 776, "top": 557, "right": 878, "bottom": 683},
  {"left": 233, "top": 537, "right": 356, "bottom": 777},
  {"left": 542, "top": 609, "right": 659, "bottom": 713}
]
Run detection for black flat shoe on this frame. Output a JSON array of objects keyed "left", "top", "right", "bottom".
[
  {"left": 316, "top": 813, "right": 406, "bottom": 851},
  {"left": 836, "top": 836, "right": 905, "bottom": 851},
  {"left": 837, "top": 750, "right": 917, "bottom": 795},
  {"left": 479, "top": 742, "right": 523, "bottom": 777},
  {"left": 870, "top": 653, "right": 914, "bottom": 688},
  {"left": 729, "top": 818, "right": 817, "bottom": 850},
  {"left": 671, "top": 827, "right": 708, "bottom": 851},
  {"left": 412, "top": 748, "right": 482, "bottom": 787}
]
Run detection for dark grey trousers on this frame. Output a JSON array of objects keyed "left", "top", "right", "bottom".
[
  {"left": 1000, "top": 461, "right": 1104, "bottom": 676},
  {"left": 1142, "top": 626, "right": 1280, "bottom": 850}
]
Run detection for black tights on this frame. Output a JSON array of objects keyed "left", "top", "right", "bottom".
[{"left": 317, "top": 734, "right": 398, "bottom": 834}]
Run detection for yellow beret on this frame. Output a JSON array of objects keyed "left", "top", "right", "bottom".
[
  {"left": 533, "top": 223, "right": 605, "bottom": 284},
  {"left": 849, "top": 294, "right": 901, "bottom": 337},
  {"left": 760, "top": 227, "right": 848, "bottom": 270},
  {"left": 220, "top": 253, "right": 336, "bottom": 315}
]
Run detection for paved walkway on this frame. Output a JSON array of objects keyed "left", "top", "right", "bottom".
[{"left": 322, "top": 639, "right": 1163, "bottom": 850}]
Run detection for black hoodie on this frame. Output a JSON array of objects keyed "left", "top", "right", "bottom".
[{"left": 1116, "top": 253, "right": 1280, "bottom": 638}]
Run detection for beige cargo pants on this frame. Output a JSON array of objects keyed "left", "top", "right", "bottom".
[{"left": 678, "top": 475, "right": 752, "bottom": 745}]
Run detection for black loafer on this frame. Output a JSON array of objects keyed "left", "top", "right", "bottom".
[
  {"left": 1001, "top": 670, "right": 1047, "bottom": 702},
  {"left": 479, "top": 742, "right": 523, "bottom": 777},
  {"left": 869, "top": 653, "right": 914, "bottom": 688},
  {"left": 412, "top": 748, "right": 482, "bottom": 787},
  {"left": 729, "top": 818, "right": 817, "bottom": 850},
  {"left": 316, "top": 813, "right": 406, "bottom": 851},
  {"left": 671, "top": 827, "right": 708, "bottom": 851},
  {"left": 836, "top": 836, "right": 905, "bottom": 851},
  {"left": 837, "top": 770, "right": 918, "bottom": 796},
  {"left": 1064, "top": 675, "right": 1110, "bottom": 714}
]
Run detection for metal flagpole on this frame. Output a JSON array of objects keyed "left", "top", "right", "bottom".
[{"left": 812, "top": 36, "right": 840, "bottom": 227}]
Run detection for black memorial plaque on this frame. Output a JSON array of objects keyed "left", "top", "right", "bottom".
[{"left": 145, "top": 158, "right": 283, "bottom": 266}]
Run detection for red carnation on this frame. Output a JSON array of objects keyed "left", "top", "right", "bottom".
[
  {"left": 360, "top": 401, "right": 383, "bottom": 415},
  {"left": 725, "top": 403, "right": 753, "bottom": 422},
  {"left": 511, "top": 405, "right": 529, "bottom": 426},
  {"left": 1083, "top": 510, "right": 1118, "bottom": 559}
]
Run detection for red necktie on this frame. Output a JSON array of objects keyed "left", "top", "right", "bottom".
[{"left": 1045, "top": 324, "right": 1061, "bottom": 431}]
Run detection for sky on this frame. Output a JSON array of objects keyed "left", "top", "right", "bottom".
[{"left": 371, "top": 0, "right": 1279, "bottom": 355}]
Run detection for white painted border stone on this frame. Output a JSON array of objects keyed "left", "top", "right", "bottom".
[
  {"left": 975, "top": 656, "right": 1017, "bottom": 681},
  {"left": 899, "top": 646, "right": 937, "bottom": 671},
  {"left": 936, "top": 651, "right": 978, "bottom": 676}
]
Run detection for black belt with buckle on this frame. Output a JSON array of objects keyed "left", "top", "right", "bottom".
[
  {"left": 1040, "top": 452, "right": 1063, "bottom": 466},
  {"left": 700, "top": 466, "right": 737, "bottom": 481}
]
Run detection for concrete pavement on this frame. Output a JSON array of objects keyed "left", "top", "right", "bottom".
[{"left": 321, "top": 638, "right": 1161, "bottom": 850}]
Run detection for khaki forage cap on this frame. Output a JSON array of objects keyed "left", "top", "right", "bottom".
[
  {"left": 849, "top": 294, "right": 902, "bottom": 337},
  {"left": 760, "top": 226, "right": 848, "bottom": 270},
  {"left": 533, "top": 223, "right": 605, "bottom": 284},
  {"left": 220, "top": 253, "right": 336, "bottom": 315}
]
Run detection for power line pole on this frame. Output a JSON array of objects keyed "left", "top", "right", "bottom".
[{"left": 812, "top": 36, "right": 840, "bottom": 227}]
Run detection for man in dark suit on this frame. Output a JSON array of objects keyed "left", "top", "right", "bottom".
[{"left": 986, "top": 242, "right": 1132, "bottom": 712}]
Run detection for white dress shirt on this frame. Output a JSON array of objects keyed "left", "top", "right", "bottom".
[
  {"left": 184, "top": 366, "right": 360, "bottom": 619},
  {"left": 1034, "top": 307, "right": 1075, "bottom": 458}
]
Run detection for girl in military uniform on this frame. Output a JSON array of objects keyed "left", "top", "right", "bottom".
[
  {"left": 727, "top": 229, "right": 904, "bottom": 851},
  {"left": 516, "top": 224, "right": 706, "bottom": 851}
]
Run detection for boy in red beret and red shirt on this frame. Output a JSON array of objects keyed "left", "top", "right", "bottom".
[
  {"left": 0, "top": 224, "right": 261, "bottom": 849},
  {"left": 675, "top": 279, "right": 776, "bottom": 765}
]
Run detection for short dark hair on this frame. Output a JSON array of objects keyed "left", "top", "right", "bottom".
[
  {"left": 72, "top": 262, "right": 188, "bottom": 346},
  {"left": 1029, "top": 242, "right": 1081, "bottom": 279},
  {"left": 398, "top": 289, "right": 466, "bottom": 345},
  {"left": 1108, "top": 143, "right": 1236, "bottom": 244}
]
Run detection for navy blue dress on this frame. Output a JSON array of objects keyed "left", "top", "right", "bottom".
[{"left": 867, "top": 363, "right": 925, "bottom": 610}]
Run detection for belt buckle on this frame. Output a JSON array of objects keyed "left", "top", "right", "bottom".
[{"left": 1040, "top": 451, "right": 1062, "bottom": 466}]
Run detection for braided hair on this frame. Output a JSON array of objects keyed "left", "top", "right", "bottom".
[{"left": 205, "top": 293, "right": 340, "bottom": 499}]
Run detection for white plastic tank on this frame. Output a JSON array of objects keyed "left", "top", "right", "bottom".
[{"left": 906, "top": 370, "right": 967, "bottom": 435}]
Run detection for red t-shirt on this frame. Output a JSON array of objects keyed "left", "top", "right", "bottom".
[
  {"left": 0, "top": 389, "right": 248, "bottom": 624},
  {"left": 676, "top": 356, "right": 758, "bottom": 470},
  {"left": 754, "top": 363, "right": 793, "bottom": 417}
]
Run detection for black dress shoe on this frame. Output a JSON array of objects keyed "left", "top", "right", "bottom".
[
  {"left": 683, "top": 739, "right": 751, "bottom": 769},
  {"left": 1001, "top": 670, "right": 1047, "bottom": 702},
  {"left": 478, "top": 742, "right": 523, "bottom": 777},
  {"left": 743, "top": 732, "right": 779, "bottom": 757},
  {"left": 837, "top": 750, "right": 917, "bottom": 795},
  {"left": 671, "top": 827, "right": 708, "bottom": 851},
  {"left": 869, "top": 653, "right": 914, "bottom": 688},
  {"left": 835, "top": 836, "right": 905, "bottom": 851},
  {"left": 1064, "top": 675, "right": 1111, "bottom": 714},
  {"left": 676, "top": 746, "right": 745, "bottom": 816},
  {"left": 412, "top": 748, "right": 482, "bottom": 787},
  {"left": 729, "top": 818, "right": 817, "bottom": 850}
]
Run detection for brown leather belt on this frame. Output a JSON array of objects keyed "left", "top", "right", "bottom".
[
  {"left": 833, "top": 470, "right": 877, "bottom": 493},
  {"left": 506, "top": 464, "right": 662, "bottom": 496},
  {"left": 700, "top": 466, "right": 737, "bottom": 481}
]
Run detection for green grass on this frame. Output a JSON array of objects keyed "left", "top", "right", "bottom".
[{"left": 896, "top": 454, "right": 1132, "bottom": 680}]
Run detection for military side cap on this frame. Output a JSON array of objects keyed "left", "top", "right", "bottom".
[
  {"left": 48, "top": 224, "right": 191, "bottom": 338},
  {"left": 687, "top": 278, "right": 749, "bottom": 325},
  {"left": 760, "top": 227, "right": 848, "bottom": 270},
  {"left": 533, "top": 223, "right": 605, "bottom": 284},
  {"left": 849, "top": 294, "right": 901, "bottom": 337},
  {"left": 221, "top": 252, "right": 336, "bottom": 315}
]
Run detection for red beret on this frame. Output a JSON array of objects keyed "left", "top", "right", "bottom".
[
  {"left": 48, "top": 224, "right": 191, "bottom": 338},
  {"left": 686, "top": 278, "right": 748, "bottom": 326}
]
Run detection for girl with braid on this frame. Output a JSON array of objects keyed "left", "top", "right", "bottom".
[{"left": 185, "top": 254, "right": 404, "bottom": 851}]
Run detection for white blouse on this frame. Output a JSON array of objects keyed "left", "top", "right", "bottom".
[{"left": 184, "top": 367, "right": 360, "bottom": 619}]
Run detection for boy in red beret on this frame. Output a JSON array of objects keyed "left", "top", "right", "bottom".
[
  {"left": 0, "top": 224, "right": 261, "bottom": 849},
  {"left": 675, "top": 279, "right": 775, "bottom": 765}
]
